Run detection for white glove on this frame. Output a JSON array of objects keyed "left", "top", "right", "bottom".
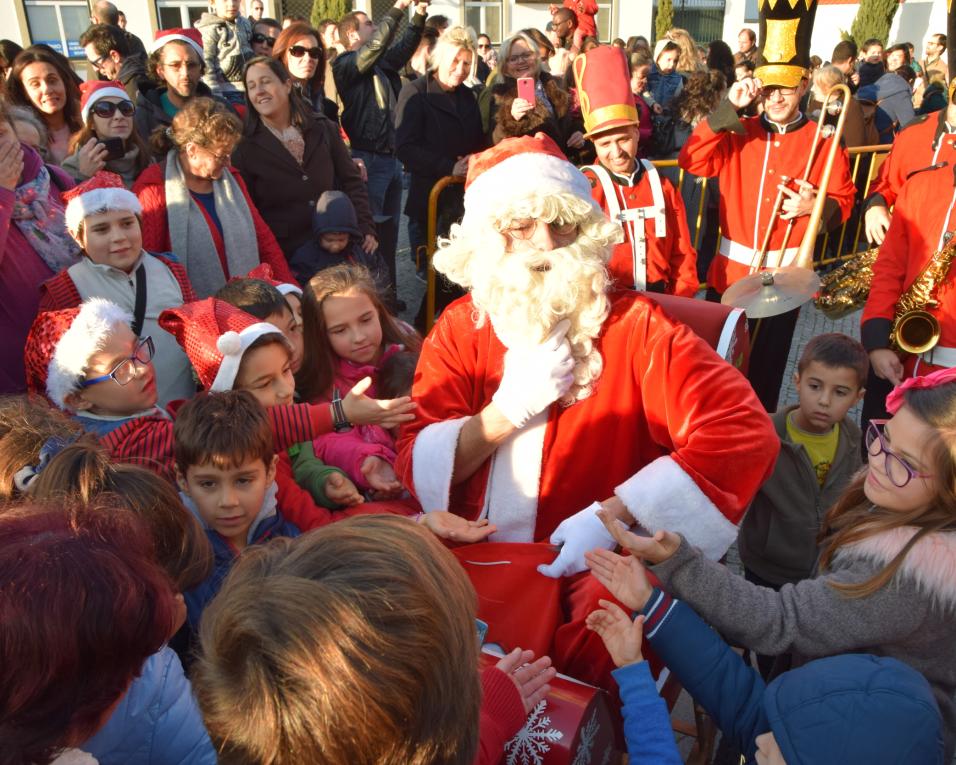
[
  {"left": 537, "top": 502, "right": 618, "bottom": 578},
  {"left": 492, "top": 320, "right": 574, "bottom": 429}
]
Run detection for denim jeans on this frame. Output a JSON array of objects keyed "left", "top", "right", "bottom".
[{"left": 351, "top": 149, "right": 403, "bottom": 294}]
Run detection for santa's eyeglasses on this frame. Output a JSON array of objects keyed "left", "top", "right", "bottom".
[{"left": 496, "top": 218, "right": 578, "bottom": 241}]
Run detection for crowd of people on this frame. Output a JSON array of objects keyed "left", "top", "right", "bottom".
[{"left": 0, "top": 0, "right": 955, "bottom": 762}]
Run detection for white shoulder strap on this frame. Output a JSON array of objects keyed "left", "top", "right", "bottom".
[
  {"left": 639, "top": 159, "right": 667, "bottom": 237},
  {"left": 582, "top": 165, "right": 623, "bottom": 223}
]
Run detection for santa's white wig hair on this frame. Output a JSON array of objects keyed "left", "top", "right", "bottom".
[{"left": 435, "top": 191, "right": 622, "bottom": 404}]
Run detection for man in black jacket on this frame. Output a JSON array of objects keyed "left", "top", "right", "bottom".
[
  {"left": 81, "top": 24, "right": 152, "bottom": 102},
  {"left": 333, "top": 0, "right": 429, "bottom": 303}
]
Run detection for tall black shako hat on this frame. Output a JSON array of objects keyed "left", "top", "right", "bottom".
[{"left": 754, "top": 0, "right": 818, "bottom": 88}]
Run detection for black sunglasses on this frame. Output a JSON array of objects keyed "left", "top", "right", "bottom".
[
  {"left": 91, "top": 100, "right": 135, "bottom": 118},
  {"left": 251, "top": 32, "right": 276, "bottom": 47},
  {"left": 288, "top": 45, "right": 321, "bottom": 60}
]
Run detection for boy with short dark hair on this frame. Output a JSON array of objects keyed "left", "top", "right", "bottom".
[
  {"left": 174, "top": 389, "right": 299, "bottom": 627},
  {"left": 738, "top": 332, "right": 867, "bottom": 595},
  {"left": 858, "top": 38, "right": 885, "bottom": 88}
]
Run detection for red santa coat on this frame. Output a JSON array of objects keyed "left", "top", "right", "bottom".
[
  {"left": 583, "top": 164, "right": 699, "bottom": 297},
  {"left": 678, "top": 104, "right": 856, "bottom": 294},
  {"left": 395, "top": 291, "right": 778, "bottom": 560},
  {"left": 862, "top": 162, "right": 956, "bottom": 371},
  {"left": 868, "top": 111, "right": 956, "bottom": 210}
]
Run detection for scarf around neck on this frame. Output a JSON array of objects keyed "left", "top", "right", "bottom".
[
  {"left": 11, "top": 162, "right": 80, "bottom": 273},
  {"left": 164, "top": 149, "right": 259, "bottom": 297}
]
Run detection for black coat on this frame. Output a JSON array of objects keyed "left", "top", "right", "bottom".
[
  {"left": 395, "top": 73, "right": 486, "bottom": 223},
  {"left": 232, "top": 113, "right": 375, "bottom": 258}
]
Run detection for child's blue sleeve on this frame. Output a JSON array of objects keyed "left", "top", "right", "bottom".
[{"left": 612, "top": 661, "right": 683, "bottom": 764}]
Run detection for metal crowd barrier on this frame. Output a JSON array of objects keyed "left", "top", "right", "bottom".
[{"left": 422, "top": 145, "right": 893, "bottom": 330}]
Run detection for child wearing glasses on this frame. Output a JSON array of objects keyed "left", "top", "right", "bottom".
[
  {"left": 587, "top": 364, "right": 956, "bottom": 761},
  {"left": 38, "top": 171, "right": 197, "bottom": 406},
  {"left": 62, "top": 81, "right": 151, "bottom": 187},
  {"left": 196, "top": 0, "right": 253, "bottom": 104}
]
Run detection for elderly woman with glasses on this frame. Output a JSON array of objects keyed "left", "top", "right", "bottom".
[
  {"left": 133, "top": 96, "right": 295, "bottom": 298},
  {"left": 272, "top": 21, "right": 338, "bottom": 122},
  {"left": 479, "top": 32, "right": 586, "bottom": 159}
]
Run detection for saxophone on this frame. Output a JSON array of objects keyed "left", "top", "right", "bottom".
[
  {"left": 815, "top": 247, "right": 879, "bottom": 319},
  {"left": 890, "top": 232, "right": 956, "bottom": 355}
]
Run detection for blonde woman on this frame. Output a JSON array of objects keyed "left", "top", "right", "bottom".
[
  {"left": 666, "top": 27, "right": 705, "bottom": 75},
  {"left": 810, "top": 64, "right": 869, "bottom": 148}
]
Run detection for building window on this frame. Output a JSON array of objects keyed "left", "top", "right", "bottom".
[
  {"left": 465, "top": 1, "right": 502, "bottom": 43},
  {"left": 155, "top": 0, "right": 207, "bottom": 29},
  {"left": 24, "top": 0, "right": 89, "bottom": 58},
  {"left": 596, "top": 2, "right": 612, "bottom": 42}
]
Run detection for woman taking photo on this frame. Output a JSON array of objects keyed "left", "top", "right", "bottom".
[
  {"left": 233, "top": 56, "right": 374, "bottom": 260},
  {"left": 6, "top": 46, "right": 83, "bottom": 165},
  {"left": 61, "top": 81, "right": 151, "bottom": 187},
  {"left": 134, "top": 96, "right": 294, "bottom": 297},
  {"left": 272, "top": 21, "right": 337, "bottom": 121},
  {"left": 481, "top": 32, "right": 586, "bottom": 159}
]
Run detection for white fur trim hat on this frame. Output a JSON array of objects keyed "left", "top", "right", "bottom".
[
  {"left": 150, "top": 28, "right": 204, "bottom": 59},
  {"left": 79, "top": 79, "right": 132, "bottom": 122},
  {"left": 63, "top": 171, "right": 142, "bottom": 236},
  {"left": 159, "top": 298, "right": 291, "bottom": 392},
  {"left": 461, "top": 132, "right": 594, "bottom": 229}
]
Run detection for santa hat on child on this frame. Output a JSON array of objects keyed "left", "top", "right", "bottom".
[
  {"left": 79, "top": 80, "right": 131, "bottom": 122},
  {"left": 150, "top": 28, "right": 204, "bottom": 59},
  {"left": 159, "top": 298, "right": 291, "bottom": 392},
  {"left": 245, "top": 263, "right": 303, "bottom": 297},
  {"left": 461, "top": 133, "right": 594, "bottom": 230},
  {"left": 24, "top": 299, "right": 133, "bottom": 409},
  {"left": 63, "top": 171, "right": 141, "bottom": 237}
]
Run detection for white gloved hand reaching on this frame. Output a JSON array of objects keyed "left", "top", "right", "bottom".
[
  {"left": 537, "top": 502, "right": 620, "bottom": 578},
  {"left": 492, "top": 320, "right": 574, "bottom": 429}
]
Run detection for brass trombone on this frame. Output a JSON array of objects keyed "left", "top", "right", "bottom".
[{"left": 723, "top": 84, "right": 852, "bottom": 319}]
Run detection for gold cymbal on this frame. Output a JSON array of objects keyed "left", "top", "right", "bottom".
[{"left": 721, "top": 267, "right": 821, "bottom": 319}]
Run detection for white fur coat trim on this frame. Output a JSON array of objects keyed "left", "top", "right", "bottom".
[
  {"left": 615, "top": 455, "right": 737, "bottom": 561},
  {"left": 411, "top": 417, "right": 470, "bottom": 512},
  {"left": 835, "top": 526, "right": 956, "bottom": 610}
]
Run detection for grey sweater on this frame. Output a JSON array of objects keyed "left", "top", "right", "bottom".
[{"left": 651, "top": 528, "right": 956, "bottom": 758}]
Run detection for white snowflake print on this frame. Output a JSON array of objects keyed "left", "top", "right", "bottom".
[
  {"left": 504, "top": 699, "right": 565, "bottom": 765},
  {"left": 571, "top": 708, "right": 599, "bottom": 765}
]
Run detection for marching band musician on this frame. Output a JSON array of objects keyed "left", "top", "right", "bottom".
[
  {"left": 678, "top": 0, "right": 855, "bottom": 411},
  {"left": 573, "top": 45, "right": 699, "bottom": 297}
]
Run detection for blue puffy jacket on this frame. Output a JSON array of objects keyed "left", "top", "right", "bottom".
[
  {"left": 639, "top": 589, "right": 945, "bottom": 764},
  {"left": 857, "top": 72, "right": 917, "bottom": 143},
  {"left": 80, "top": 647, "right": 216, "bottom": 765}
]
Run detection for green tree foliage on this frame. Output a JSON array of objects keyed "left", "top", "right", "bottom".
[
  {"left": 849, "top": 0, "right": 898, "bottom": 49},
  {"left": 655, "top": 0, "right": 674, "bottom": 43},
  {"left": 311, "top": 0, "right": 351, "bottom": 29}
]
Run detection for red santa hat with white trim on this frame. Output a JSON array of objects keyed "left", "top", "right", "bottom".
[
  {"left": 150, "top": 27, "right": 204, "bottom": 59},
  {"left": 159, "top": 298, "right": 291, "bottom": 392},
  {"left": 245, "top": 263, "right": 303, "bottom": 297},
  {"left": 63, "top": 171, "right": 141, "bottom": 238},
  {"left": 24, "top": 298, "right": 133, "bottom": 409},
  {"left": 79, "top": 79, "right": 131, "bottom": 122},
  {"left": 461, "top": 132, "right": 595, "bottom": 230}
]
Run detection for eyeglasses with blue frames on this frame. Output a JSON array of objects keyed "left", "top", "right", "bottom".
[
  {"left": 79, "top": 336, "right": 154, "bottom": 388},
  {"left": 865, "top": 419, "right": 934, "bottom": 488}
]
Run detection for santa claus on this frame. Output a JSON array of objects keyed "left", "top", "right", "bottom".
[{"left": 395, "top": 133, "right": 778, "bottom": 686}]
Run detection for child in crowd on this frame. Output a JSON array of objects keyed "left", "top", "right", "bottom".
[
  {"left": 628, "top": 52, "right": 653, "bottom": 155},
  {"left": 193, "top": 514, "right": 553, "bottom": 765},
  {"left": 587, "top": 366, "right": 956, "bottom": 760},
  {"left": 858, "top": 38, "right": 885, "bottom": 88},
  {"left": 297, "top": 264, "right": 422, "bottom": 499},
  {"left": 289, "top": 190, "right": 389, "bottom": 291},
  {"left": 734, "top": 58, "right": 755, "bottom": 83},
  {"left": 586, "top": 567, "right": 945, "bottom": 764},
  {"left": 173, "top": 389, "right": 300, "bottom": 627},
  {"left": 196, "top": 0, "right": 253, "bottom": 103},
  {"left": 40, "top": 171, "right": 197, "bottom": 406},
  {"left": 0, "top": 501, "right": 189, "bottom": 765},
  {"left": 215, "top": 274, "right": 365, "bottom": 510},
  {"left": 646, "top": 40, "right": 683, "bottom": 113}
]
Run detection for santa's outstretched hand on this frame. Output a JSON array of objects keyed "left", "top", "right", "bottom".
[
  {"left": 537, "top": 501, "right": 621, "bottom": 578},
  {"left": 492, "top": 320, "right": 574, "bottom": 429}
]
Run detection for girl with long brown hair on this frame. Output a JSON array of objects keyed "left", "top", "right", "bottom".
[{"left": 587, "top": 367, "right": 956, "bottom": 759}]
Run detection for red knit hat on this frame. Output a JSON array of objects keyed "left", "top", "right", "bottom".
[
  {"left": 572, "top": 46, "right": 638, "bottom": 138},
  {"left": 78, "top": 79, "right": 131, "bottom": 122},
  {"left": 245, "top": 263, "right": 303, "bottom": 297},
  {"left": 462, "top": 133, "right": 594, "bottom": 230},
  {"left": 63, "top": 171, "right": 141, "bottom": 236},
  {"left": 159, "top": 298, "right": 291, "bottom": 392},
  {"left": 150, "top": 28, "right": 204, "bottom": 59}
]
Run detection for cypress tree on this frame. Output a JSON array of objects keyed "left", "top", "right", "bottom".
[
  {"left": 656, "top": 0, "right": 674, "bottom": 43},
  {"left": 311, "top": 0, "right": 351, "bottom": 29},
  {"left": 849, "top": 0, "right": 898, "bottom": 48}
]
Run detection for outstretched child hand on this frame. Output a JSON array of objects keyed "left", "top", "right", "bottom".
[
  {"left": 596, "top": 508, "right": 681, "bottom": 565},
  {"left": 420, "top": 511, "right": 497, "bottom": 544},
  {"left": 586, "top": 600, "right": 646, "bottom": 668},
  {"left": 342, "top": 377, "right": 417, "bottom": 429},
  {"left": 585, "top": 548, "right": 653, "bottom": 610},
  {"left": 324, "top": 472, "right": 364, "bottom": 506},
  {"left": 361, "top": 455, "right": 403, "bottom": 499},
  {"left": 495, "top": 647, "right": 556, "bottom": 714}
]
